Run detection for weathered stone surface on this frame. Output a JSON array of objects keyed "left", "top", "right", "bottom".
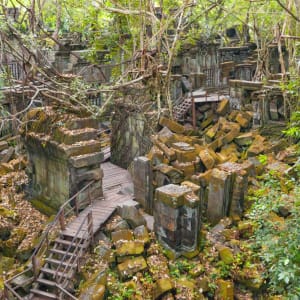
[
  {"left": 116, "top": 240, "right": 144, "bottom": 257},
  {"left": 54, "top": 127, "right": 98, "bottom": 145},
  {"left": 70, "top": 152, "right": 104, "bottom": 168},
  {"left": 147, "top": 146, "right": 165, "bottom": 166},
  {"left": 117, "top": 204, "right": 146, "bottom": 228},
  {"left": 171, "top": 160, "right": 195, "bottom": 178},
  {"left": 154, "top": 184, "right": 200, "bottom": 254},
  {"left": 147, "top": 255, "right": 169, "bottom": 281},
  {"left": 159, "top": 117, "right": 185, "bottom": 134},
  {"left": 206, "top": 168, "right": 232, "bottom": 224},
  {"left": 153, "top": 278, "right": 174, "bottom": 300},
  {"left": 151, "top": 136, "right": 176, "bottom": 161},
  {"left": 133, "top": 225, "right": 149, "bottom": 243},
  {"left": 65, "top": 117, "right": 99, "bottom": 130},
  {"left": 218, "top": 246, "right": 234, "bottom": 264},
  {"left": 154, "top": 164, "right": 184, "bottom": 184},
  {"left": 0, "top": 147, "right": 14, "bottom": 163},
  {"left": 117, "top": 256, "right": 147, "bottom": 280},
  {"left": 133, "top": 156, "right": 153, "bottom": 214},
  {"left": 216, "top": 98, "right": 230, "bottom": 116},
  {"left": 247, "top": 135, "right": 265, "bottom": 156},
  {"left": 157, "top": 127, "right": 177, "bottom": 145},
  {"left": 234, "top": 132, "right": 254, "bottom": 146},
  {"left": 199, "top": 149, "right": 215, "bottom": 170},
  {"left": 60, "top": 140, "right": 101, "bottom": 157},
  {"left": 111, "top": 229, "right": 133, "bottom": 243},
  {"left": 216, "top": 279, "right": 234, "bottom": 300}
]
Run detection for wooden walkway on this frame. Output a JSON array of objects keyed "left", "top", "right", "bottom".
[{"left": 62, "top": 162, "right": 133, "bottom": 238}]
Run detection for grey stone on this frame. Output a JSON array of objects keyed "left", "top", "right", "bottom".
[
  {"left": 117, "top": 204, "right": 146, "bottom": 228},
  {"left": 70, "top": 152, "right": 104, "bottom": 168}
]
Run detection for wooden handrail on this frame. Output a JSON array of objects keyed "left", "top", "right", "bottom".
[{"left": 4, "top": 180, "right": 96, "bottom": 299}]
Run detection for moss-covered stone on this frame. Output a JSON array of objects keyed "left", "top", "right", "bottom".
[
  {"left": 111, "top": 229, "right": 133, "bottom": 243},
  {"left": 116, "top": 240, "right": 144, "bottom": 257},
  {"left": 216, "top": 279, "right": 234, "bottom": 300},
  {"left": 117, "top": 256, "right": 147, "bottom": 280},
  {"left": 218, "top": 246, "right": 234, "bottom": 264},
  {"left": 153, "top": 278, "right": 174, "bottom": 300}
]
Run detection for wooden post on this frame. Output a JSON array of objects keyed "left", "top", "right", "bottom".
[
  {"left": 87, "top": 211, "right": 94, "bottom": 247},
  {"left": 3, "top": 285, "right": 8, "bottom": 299},
  {"left": 192, "top": 96, "right": 196, "bottom": 129},
  {"left": 32, "top": 255, "right": 39, "bottom": 280},
  {"left": 59, "top": 208, "right": 66, "bottom": 231}
]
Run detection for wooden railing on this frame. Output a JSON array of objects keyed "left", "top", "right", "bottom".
[{"left": 4, "top": 181, "right": 97, "bottom": 300}]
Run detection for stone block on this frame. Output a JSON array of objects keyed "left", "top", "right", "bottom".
[
  {"left": 199, "top": 149, "right": 215, "bottom": 170},
  {"left": 205, "top": 123, "right": 219, "bottom": 140},
  {"left": 117, "top": 256, "right": 147, "bottom": 280},
  {"left": 247, "top": 134, "right": 266, "bottom": 156},
  {"left": 75, "top": 168, "right": 103, "bottom": 184},
  {"left": 151, "top": 136, "right": 176, "bottom": 161},
  {"left": 216, "top": 279, "right": 234, "bottom": 300},
  {"left": 234, "top": 132, "right": 254, "bottom": 146},
  {"left": 117, "top": 204, "right": 146, "bottom": 228},
  {"left": 0, "top": 147, "right": 14, "bottom": 163},
  {"left": 147, "top": 146, "right": 165, "bottom": 166},
  {"left": 133, "top": 157, "right": 153, "bottom": 214},
  {"left": 206, "top": 168, "right": 232, "bottom": 224},
  {"left": 154, "top": 164, "right": 184, "bottom": 184},
  {"left": 216, "top": 98, "right": 229, "bottom": 116},
  {"left": 159, "top": 117, "right": 185, "bottom": 134},
  {"left": 65, "top": 117, "right": 99, "bottom": 130},
  {"left": 111, "top": 229, "right": 133, "bottom": 243},
  {"left": 172, "top": 161, "right": 195, "bottom": 178},
  {"left": 70, "top": 152, "right": 104, "bottom": 168},
  {"left": 153, "top": 278, "right": 174, "bottom": 300},
  {"left": 115, "top": 240, "right": 144, "bottom": 257},
  {"left": 54, "top": 127, "right": 98, "bottom": 145},
  {"left": 60, "top": 140, "right": 101, "bottom": 157},
  {"left": 157, "top": 127, "right": 177, "bottom": 145}
]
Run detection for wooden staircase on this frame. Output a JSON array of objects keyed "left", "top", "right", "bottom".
[
  {"left": 29, "top": 233, "right": 90, "bottom": 300},
  {"left": 173, "top": 96, "right": 192, "bottom": 121}
]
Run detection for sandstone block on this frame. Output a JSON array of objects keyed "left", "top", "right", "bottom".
[
  {"left": 159, "top": 117, "right": 185, "bottom": 134},
  {"left": 0, "top": 141, "right": 8, "bottom": 152},
  {"left": 216, "top": 98, "right": 229, "bottom": 116},
  {"left": 199, "top": 149, "right": 215, "bottom": 170},
  {"left": 117, "top": 256, "right": 147, "bottom": 280},
  {"left": 70, "top": 152, "right": 104, "bottom": 168},
  {"left": 153, "top": 278, "right": 174, "bottom": 300}
]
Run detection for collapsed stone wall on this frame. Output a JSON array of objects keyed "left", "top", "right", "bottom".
[{"left": 22, "top": 107, "right": 103, "bottom": 209}]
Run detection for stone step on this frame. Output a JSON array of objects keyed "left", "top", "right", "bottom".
[
  {"left": 54, "top": 128, "right": 98, "bottom": 145},
  {"left": 58, "top": 140, "right": 101, "bottom": 157},
  {"left": 30, "top": 288, "right": 57, "bottom": 299},
  {"left": 70, "top": 152, "right": 104, "bottom": 168},
  {"left": 65, "top": 118, "right": 99, "bottom": 130}
]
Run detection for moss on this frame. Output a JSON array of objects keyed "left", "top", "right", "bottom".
[{"left": 29, "top": 198, "right": 57, "bottom": 217}]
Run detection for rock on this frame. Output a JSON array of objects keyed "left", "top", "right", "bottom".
[
  {"left": 216, "top": 279, "right": 234, "bottom": 300},
  {"left": 171, "top": 160, "right": 195, "bottom": 178},
  {"left": 173, "top": 142, "right": 197, "bottom": 163},
  {"left": 218, "top": 246, "right": 234, "bottom": 264},
  {"left": 234, "top": 132, "right": 254, "bottom": 146},
  {"left": 154, "top": 164, "right": 184, "bottom": 184},
  {"left": 0, "top": 147, "right": 14, "bottom": 163},
  {"left": 247, "top": 135, "right": 265, "bottom": 156},
  {"left": 236, "top": 266, "right": 264, "bottom": 291},
  {"left": 94, "top": 242, "right": 115, "bottom": 263},
  {"left": 147, "top": 146, "right": 166, "bottom": 166},
  {"left": 188, "top": 264, "right": 205, "bottom": 278},
  {"left": 206, "top": 168, "right": 232, "bottom": 225},
  {"left": 216, "top": 98, "right": 230, "bottom": 116},
  {"left": 235, "top": 112, "right": 252, "bottom": 128},
  {"left": 205, "top": 123, "right": 220, "bottom": 140},
  {"left": 91, "top": 284, "right": 106, "bottom": 300},
  {"left": 117, "top": 204, "right": 146, "bottom": 228},
  {"left": 238, "top": 221, "right": 254, "bottom": 238},
  {"left": 153, "top": 278, "right": 174, "bottom": 300},
  {"left": 198, "top": 276, "right": 210, "bottom": 293},
  {"left": 111, "top": 229, "right": 133, "bottom": 243},
  {"left": 199, "top": 149, "right": 215, "bottom": 170},
  {"left": 115, "top": 240, "right": 144, "bottom": 258},
  {"left": 70, "top": 152, "right": 104, "bottom": 168},
  {"left": 157, "top": 127, "right": 177, "bottom": 145},
  {"left": 0, "top": 256, "right": 14, "bottom": 273},
  {"left": 159, "top": 117, "right": 185, "bottom": 134},
  {"left": 133, "top": 225, "right": 149, "bottom": 244},
  {"left": 117, "top": 256, "right": 147, "bottom": 280},
  {"left": 151, "top": 136, "right": 176, "bottom": 161},
  {"left": 60, "top": 140, "right": 101, "bottom": 157},
  {"left": 147, "top": 255, "right": 170, "bottom": 281}
]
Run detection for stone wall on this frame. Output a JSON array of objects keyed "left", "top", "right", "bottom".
[
  {"left": 22, "top": 107, "right": 103, "bottom": 209},
  {"left": 111, "top": 101, "right": 156, "bottom": 169}
]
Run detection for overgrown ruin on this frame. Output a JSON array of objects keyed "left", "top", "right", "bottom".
[{"left": 1, "top": 1, "right": 300, "bottom": 300}]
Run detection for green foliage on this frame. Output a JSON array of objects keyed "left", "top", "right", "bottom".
[{"left": 248, "top": 173, "right": 300, "bottom": 298}]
